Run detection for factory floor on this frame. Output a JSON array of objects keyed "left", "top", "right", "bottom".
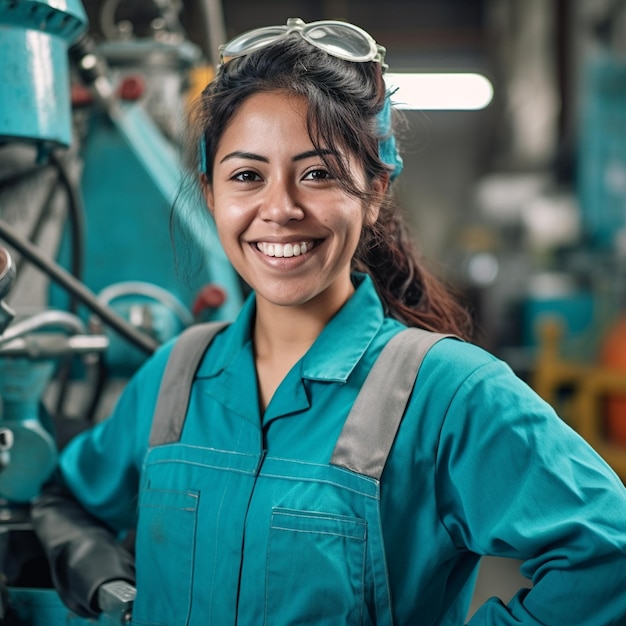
[{"left": 468, "top": 557, "right": 529, "bottom": 618}]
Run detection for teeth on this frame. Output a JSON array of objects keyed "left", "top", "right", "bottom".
[{"left": 257, "top": 241, "right": 311, "bottom": 258}]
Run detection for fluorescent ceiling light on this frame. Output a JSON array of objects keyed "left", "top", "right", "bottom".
[{"left": 385, "top": 72, "right": 494, "bottom": 111}]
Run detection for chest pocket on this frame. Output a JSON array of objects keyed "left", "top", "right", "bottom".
[
  {"left": 266, "top": 508, "right": 368, "bottom": 624},
  {"left": 133, "top": 487, "right": 199, "bottom": 626}
]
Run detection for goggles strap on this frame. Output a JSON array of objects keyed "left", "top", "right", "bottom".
[{"left": 377, "top": 90, "right": 403, "bottom": 181}]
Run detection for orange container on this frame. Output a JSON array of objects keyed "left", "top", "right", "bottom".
[{"left": 599, "top": 316, "right": 626, "bottom": 446}]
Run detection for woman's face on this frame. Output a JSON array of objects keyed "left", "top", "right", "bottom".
[{"left": 205, "top": 91, "right": 382, "bottom": 314}]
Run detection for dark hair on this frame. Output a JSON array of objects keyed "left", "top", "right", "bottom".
[{"left": 185, "top": 36, "right": 472, "bottom": 339}]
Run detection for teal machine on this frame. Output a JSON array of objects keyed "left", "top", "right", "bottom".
[{"left": 0, "top": 1, "right": 243, "bottom": 623}]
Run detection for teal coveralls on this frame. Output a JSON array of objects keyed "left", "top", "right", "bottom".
[{"left": 59, "top": 274, "right": 626, "bottom": 625}]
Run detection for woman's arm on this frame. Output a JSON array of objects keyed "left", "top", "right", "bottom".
[
  {"left": 435, "top": 355, "right": 626, "bottom": 625},
  {"left": 32, "top": 342, "right": 173, "bottom": 617},
  {"left": 32, "top": 474, "right": 136, "bottom": 618}
]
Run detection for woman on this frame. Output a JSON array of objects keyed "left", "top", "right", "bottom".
[{"left": 34, "top": 18, "right": 626, "bottom": 625}]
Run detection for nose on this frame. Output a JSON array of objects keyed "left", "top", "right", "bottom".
[{"left": 258, "top": 179, "right": 305, "bottom": 224}]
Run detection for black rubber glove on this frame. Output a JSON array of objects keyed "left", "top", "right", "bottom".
[{"left": 30, "top": 473, "right": 135, "bottom": 618}]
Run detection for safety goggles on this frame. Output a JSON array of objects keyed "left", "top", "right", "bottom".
[{"left": 219, "top": 17, "right": 386, "bottom": 70}]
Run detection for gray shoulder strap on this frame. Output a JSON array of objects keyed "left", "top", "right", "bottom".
[
  {"left": 149, "top": 321, "right": 229, "bottom": 447},
  {"left": 330, "top": 328, "right": 453, "bottom": 480}
]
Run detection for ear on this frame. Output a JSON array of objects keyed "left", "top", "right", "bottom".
[
  {"left": 199, "top": 173, "right": 215, "bottom": 215},
  {"left": 365, "top": 174, "right": 389, "bottom": 226}
]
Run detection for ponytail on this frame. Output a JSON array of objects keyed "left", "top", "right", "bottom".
[{"left": 353, "top": 204, "right": 473, "bottom": 340}]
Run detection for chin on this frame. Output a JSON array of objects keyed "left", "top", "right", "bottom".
[
  {"left": 256, "top": 285, "right": 324, "bottom": 309},
  {"left": 264, "top": 293, "right": 317, "bottom": 308}
]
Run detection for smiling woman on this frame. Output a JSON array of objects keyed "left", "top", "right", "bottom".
[
  {"left": 192, "top": 29, "right": 472, "bottom": 339},
  {"left": 32, "top": 16, "right": 626, "bottom": 626},
  {"left": 205, "top": 91, "right": 376, "bottom": 323},
  {"left": 203, "top": 90, "right": 384, "bottom": 405}
]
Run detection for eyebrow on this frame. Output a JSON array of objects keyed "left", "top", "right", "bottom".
[
  {"left": 292, "top": 149, "right": 336, "bottom": 162},
  {"left": 219, "top": 149, "right": 337, "bottom": 164},
  {"left": 219, "top": 151, "right": 267, "bottom": 164}
]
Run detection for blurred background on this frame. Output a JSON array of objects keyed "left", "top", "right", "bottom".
[
  {"left": 0, "top": 0, "right": 625, "bottom": 622},
  {"left": 72, "top": 0, "right": 626, "bottom": 375}
]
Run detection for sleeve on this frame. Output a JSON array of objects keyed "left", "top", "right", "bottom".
[
  {"left": 31, "top": 473, "right": 136, "bottom": 618},
  {"left": 434, "top": 356, "right": 626, "bottom": 625},
  {"left": 31, "top": 341, "right": 174, "bottom": 617}
]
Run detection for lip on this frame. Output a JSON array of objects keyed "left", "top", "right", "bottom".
[{"left": 249, "top": 235, "right": 318, "bottom": 244}]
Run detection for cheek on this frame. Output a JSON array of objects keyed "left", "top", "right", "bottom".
[{"left": 211, "top": 205, "right": 253, "bottom": 254}]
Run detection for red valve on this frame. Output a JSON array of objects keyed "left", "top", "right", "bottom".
[
  {"left": 192, "top": 284, "right": 227, "bottom": 317},
  {"left": 118, "top": 75, "right": 145, "bottom": 101}
]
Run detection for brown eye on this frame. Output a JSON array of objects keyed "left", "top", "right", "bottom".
[
  {"left": 303, "top": 168, "right": 333, "bottom": 181},
  {"left": 233, "top": 170, "right": 262, "bottom": 182}
]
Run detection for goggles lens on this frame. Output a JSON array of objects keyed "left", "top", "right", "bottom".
[{"left": 220, "top": 18, "right": 386, "bottom": 68}]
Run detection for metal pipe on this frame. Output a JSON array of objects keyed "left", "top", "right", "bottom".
[
  {"left": 0, "top": 310, "right": 86, "bottom": 347},
  {"left": 200, "top": 0, "right": 227, "bottom": 67},
  {"left": 0, "top": 334, "right": 109, "bottom": 358}
]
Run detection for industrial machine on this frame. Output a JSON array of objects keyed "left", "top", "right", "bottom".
[{"left": 0, "top": 1, "right": 243, "bottom": 623}]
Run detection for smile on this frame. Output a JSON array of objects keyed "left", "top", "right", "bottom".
[{"left": 255, "top": 240, "right": 317, "bottom": 258}]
